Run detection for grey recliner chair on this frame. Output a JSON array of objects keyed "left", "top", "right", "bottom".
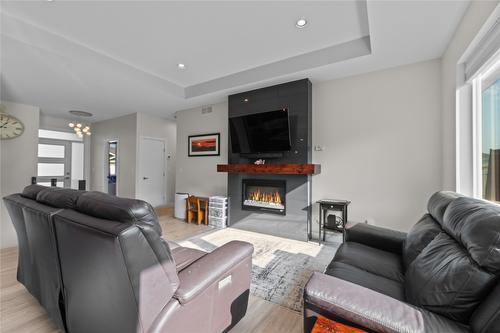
[
  {"left": 304, "top": 191, "right": 500, "bottom": 333},
  {"left": 4, "top": 185, "right": 253, "bottom": 333}
]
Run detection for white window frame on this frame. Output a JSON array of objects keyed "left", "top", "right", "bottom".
[
  {"left": 471, "top": 56, "right": 500, "bottom": 198},
  {"left": 456, "top": 7, "right": 500, "bottom": 197},
  {"left": 472, "top": 73, "right": 483, "bottom": 198}
]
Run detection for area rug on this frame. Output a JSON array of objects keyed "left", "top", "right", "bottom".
[{"left": 179, "top": 228, "right": 339, "bottom": 311}]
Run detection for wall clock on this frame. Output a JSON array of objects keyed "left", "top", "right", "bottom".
[{"left": 0, "top": 113, "right": 25, "bottom": 140}]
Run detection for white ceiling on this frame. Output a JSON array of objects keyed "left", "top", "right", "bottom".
[{"left": 0, "top": 1, "right": 469, "bottom": 122}]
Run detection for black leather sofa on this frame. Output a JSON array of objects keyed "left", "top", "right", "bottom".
[
  {"left": 4, "top": 185, "right": 253, "bottom": 333},
  {"left": 304, "top": 191, "right": 500, "bottom": 333}
]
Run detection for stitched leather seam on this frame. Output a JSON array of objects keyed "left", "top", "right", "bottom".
[
  {"left": 77, "top": 195, "right": 149, "bottom": 224},
  {"left": 137, "top": 226, "right": 177, "bottom": 285},
  {"left": 54, "top": 214, "right": 132, "bottom": 236},
  {"left": 413, "top": 234, "right": 460, "bottom": 294},
  {"left": 447, "top": 269, "right": 473, "bottom": 319},
  {"left": 117, "top": 232, "right": 145, "bottom": 333},
  {"left": 49, "top": 209, "right": 68, "bottom": 327}
]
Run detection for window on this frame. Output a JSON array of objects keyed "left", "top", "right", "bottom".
[
  {"left": 107, "top": 140, "right": 117, "bottom": 195},
  {"left": 36, "top": 129, "right": 85, "bottom": 189},
  {"left": 456, "top": 11, "right": 499, "bottom": 198},
  {"left": 473, "top": 58, "right": 500, "bottom": 202},
  {"left": 39, "top": 129, "right": 83, "bottom": 142}
]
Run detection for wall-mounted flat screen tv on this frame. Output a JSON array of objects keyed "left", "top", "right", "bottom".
[{"left": 229, "top": 108, "right": 291, "bottom": 154}]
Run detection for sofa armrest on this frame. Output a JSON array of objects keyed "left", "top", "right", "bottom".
[
  {"left": 345, "top": 223, "right": 406, "bottom": 254},
  {"left": 174, "top": 241, "right": 253, "bottom": 304},
  {"left": 304, "top": 272, "right": 424, "bottom": 333}
]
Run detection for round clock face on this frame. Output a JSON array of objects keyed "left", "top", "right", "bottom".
[{"left": 0, "top": 114, "right": 25, "bottom": 140}]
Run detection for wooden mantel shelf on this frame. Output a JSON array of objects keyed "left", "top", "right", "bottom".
[{"left": 217, "top": 164, "right": 321, "bottom": 175}]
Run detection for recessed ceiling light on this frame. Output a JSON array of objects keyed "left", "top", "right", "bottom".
[
  {"left": 296, "top": 18, "right": 308, "bottom": 28},
  {"left": 177, "top": 63, "right": 186, "bottom": 70}
]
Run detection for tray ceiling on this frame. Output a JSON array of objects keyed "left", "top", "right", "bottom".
[{"left": 0, "top": 1, "right": 469, "bottom": 120}]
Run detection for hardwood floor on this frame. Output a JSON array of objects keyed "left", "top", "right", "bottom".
[{"left": 0, "top": 209, "right": 302, "bottom": 333}]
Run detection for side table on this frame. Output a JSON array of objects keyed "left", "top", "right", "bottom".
[{"left": 316, "top": 199, "right": 351, "bottom": 245}]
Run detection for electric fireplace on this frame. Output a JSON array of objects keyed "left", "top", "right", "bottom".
[{"left": 242, "top": 179, "right": 286, "bottom": 215}]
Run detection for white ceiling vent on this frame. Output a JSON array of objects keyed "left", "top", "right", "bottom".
[{"left": 201, "top": 106, "right": 213, "bottom": 114}]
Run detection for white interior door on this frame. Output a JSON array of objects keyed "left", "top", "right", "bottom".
[{"left": 138, "top": 137, "right": 166, "bottom": 207}]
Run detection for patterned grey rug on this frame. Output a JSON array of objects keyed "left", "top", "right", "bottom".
[{"left": 179, "top": 228, "right": 339, "bottom": 311}]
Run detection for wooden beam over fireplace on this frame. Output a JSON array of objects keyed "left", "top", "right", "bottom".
[{"left": 217, "top": 164, "right": 321, "bottom": 175}]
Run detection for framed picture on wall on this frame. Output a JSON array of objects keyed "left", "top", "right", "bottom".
[{"left": 188, "top": 133, "right": 220, "bottom": 157}]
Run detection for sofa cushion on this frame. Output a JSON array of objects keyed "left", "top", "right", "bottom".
[
  {"left": 442, "top": 197, "right": 500, "bottom": 274},
  {"left": 325, "top": 261, "right": 405, "bottom": 301},
  {"left": 304, "top": 273, "right": 424, "bottom": 333},
  {"left": 21, "top": 184, "right": 51, "bottom": 200},
  {"left": 36, "top": 188, "right": 83, "bottom": 209},
  {"left": 344, "top": 223, "right": 406, "bottom": 254},
  {"left": 331, "top": 242, "right": 404, "bottom": 282},
  {"left": 427, "top": 191, "right": 463, "bottom": 224},
  {"left": 171, "top": 246, "right": 207, "bottom": 271},
  {"left": 405, "top": 232, "right": 497, "bottom": 324},
  {"left": 75, "top": 191, "right": 162, "bottom": 235},
  {"left": 403, "top": 214, "right": 442, "bottom": 268}
]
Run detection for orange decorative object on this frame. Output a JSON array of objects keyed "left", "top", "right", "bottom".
[
  {"left": 311, "top": 316, "right": 367, "bottom": 333},
  {"left": 216, "top": 164, "right": 321, "bottom": 175}
]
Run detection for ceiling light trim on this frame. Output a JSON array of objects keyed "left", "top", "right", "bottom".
[{"left": 185, "top": 35, "right": 371, "bottom": 98}]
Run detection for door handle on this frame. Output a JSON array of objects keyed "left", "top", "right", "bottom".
[{"left": 143, "top": 177, "right": 149, "bottom": 180}]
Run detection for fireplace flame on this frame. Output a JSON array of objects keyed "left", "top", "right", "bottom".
[{"left": 248, "top": 188, "right": 282, "bottom": 204}]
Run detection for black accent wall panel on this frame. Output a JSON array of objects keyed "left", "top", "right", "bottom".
[{"left": 227, "top": 79, "right": 312, "bottom": 241}]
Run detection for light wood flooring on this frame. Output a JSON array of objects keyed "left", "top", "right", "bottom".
[{"left": 0, "top": 209, "right": 302, "bottom": 333}]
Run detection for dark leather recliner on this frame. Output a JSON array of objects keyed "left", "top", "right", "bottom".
[
  {"left": 4, "top": 185, "right": 253, "bottom": 333},
  {"left": 3, "top": 185, "right": 71, "bottom": 330},
  {"left": 304, "top": 191, "right": 500, "bottom": 333}
]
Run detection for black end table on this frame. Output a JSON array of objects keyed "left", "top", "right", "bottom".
[{"left": 316, "top": 199, "right": 351, "bottom": 245}]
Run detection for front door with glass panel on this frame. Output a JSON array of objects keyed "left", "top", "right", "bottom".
[{"left": 37, "top": 138, "right": 71, "bottom": 187}]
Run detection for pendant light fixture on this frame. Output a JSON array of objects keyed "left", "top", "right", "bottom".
[{"left": 68, "top": 110, "right": 93, "bottom": 137}]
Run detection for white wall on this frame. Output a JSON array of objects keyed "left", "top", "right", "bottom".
[
  {"left": 40, "top": 113, "right": 74, "bottom": 131},
  {"left": 312, "top": 60, "right": 443, "bottom": 231},
  {"left": 175, "top": 103, "right": 228, "bottom": 197},
  {"left": 1, "top": 101, "right": 40, "bottom": 248},
  {"left": 441, "top": 0, "right": 499, "bottom": 191},
  {"left": 174, "top": 62, "right": 443, "bottom": 232},
  {"left": 90, "top": 113, "right": 137, "bottom": 198},
  {"left": 136, "top": 112, "right": 176, "bottom": 206}
]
